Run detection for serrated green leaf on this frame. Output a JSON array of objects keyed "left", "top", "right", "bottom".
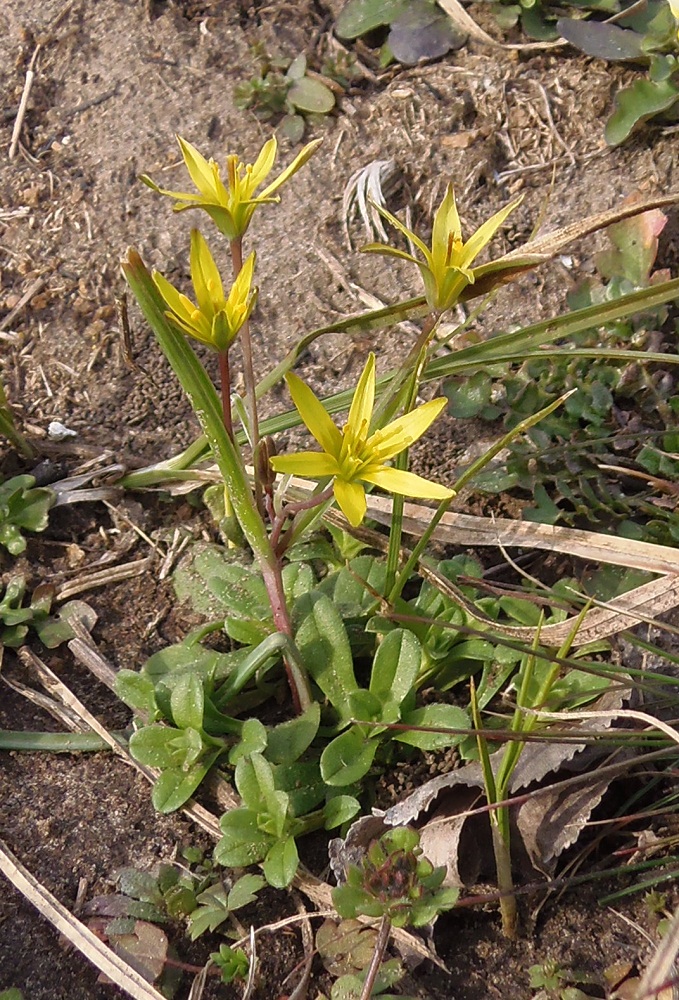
[{"left": 227, "top": 873, "right": 266, "bottom": 910}]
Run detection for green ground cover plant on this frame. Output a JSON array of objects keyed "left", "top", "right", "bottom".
[
  {"left": 116, "top": 128, "right": 679, "bottom": 972},
  {"left": 3, "top": 123, "right": 679, "bottom": 994},
  {"left": 331, "top": 0, "right": 679, "bottom": 143}
]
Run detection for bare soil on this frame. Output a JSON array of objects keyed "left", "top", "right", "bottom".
[{"left": 1, "top": 1, "right": 678, "bottom": 997}]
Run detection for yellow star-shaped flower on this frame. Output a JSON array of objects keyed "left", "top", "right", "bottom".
[
  {"left": 153, "top": 229, "right": 256, "bottom": 351},
  {"left": 270, "top": 354, "right": 454, "bottom": 527},
  {"left": 362, "top": 185, "right": 523, "bottom": 312},
  {"left": 142, "top": 135, "right": 322, "bottom": 241}
]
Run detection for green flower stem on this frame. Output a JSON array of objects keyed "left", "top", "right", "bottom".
[
  {"left": 384, "top": 339, "right": 429, "bottom": 595},
  {"left": 218, "top": 349, "right": 233, "bottom": 439},
  {"left": 230, "top": 237, "right": 260, "bottom": 454},
  {"left": 122, "top": 249, "right": 311, "bottom": 713},
  {"left": 372, "top": 310, "right": 441, "bottom": 429}
]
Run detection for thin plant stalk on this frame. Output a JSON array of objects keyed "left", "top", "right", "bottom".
[
  {"left": 470, "top": 677, "right": 517, "bottom": 938},
  {"left": 384, "top": 339, "right": 429, "bottom": 595},
  {"left": 359, "top": 915, "right": 391, "bottom": 1000},
  {"left": 123, "top": 249, "right": 311, "bottom": 713},
  {"left": 230, "top": 236, "right": 260, "bottom": 453},
  {"left": 218, "top": 349, "right": 233, "bottom": 439}
]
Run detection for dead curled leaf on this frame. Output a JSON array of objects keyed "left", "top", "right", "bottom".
[
  {"left": 316, "top": 918, "right": 378, "bottom": 977},
  {"left": 331, "top": 687, "right": 638, "bottom": 890}
]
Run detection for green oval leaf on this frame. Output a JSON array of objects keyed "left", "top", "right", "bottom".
[
  {"left": 293, "top": 592, "right": 359, "bottom": 711},
  {"left": 170, "top": 670, "right": 204, "bottom": 731},
  {"left": 288, "top": 77, "right": 335, "bottom": 114},
  {"left": 369, "top": 628, "right": 421, "bottom": 707},
  {"left": 397, "top": 704, "right": 470, "bottom": 749},
  {"left": 321, "top": 728, "right": 378, "bottom": 786},
  {"left": 335, "top": 0, "right": 410, "bottom": 38},
  {"left": 262, "top": 836, "right": 299, "bottom": 888},
  {"left": 215, "top": 809, "right": 274, "bottom": 867},
  {"left": 605, "top": 76, "right": 679, "bottom": 145}
]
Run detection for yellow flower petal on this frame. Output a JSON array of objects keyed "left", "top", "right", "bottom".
[
  {"left": 431, "top": 185, "right": 461, "bottom": 266},
  {"left": 177, "top": 136, "right": 226, "bottom": 204},
  {"left": 334, "top": 478, "right": 367, "bottom": 527},
  {"left": 459, "top": 195, "right": 523, "bottom": 271},
  {"left": 345, "top": 353, "right": 375, "bottom": 449},
  {"left": 153, "top": 271, "right": 195, "bottom": 323},
  {"left": 285, "top": 373, "right": 343, "bottom": 457},
  {"left": 362, "top": 467, "right": 454, "bottom": 500},
  {"left": 248, "top": 137, "right": 278, "bottom": 192},
  {"left": 370, "top": 203, "right": 431, "bottom": 263},
  {"left": 367, "top": 397, "right": 448, "bottom": 461},
  {"left": 260, "top": 138, "right": 323, "bottom": 200},
  {"left": 270, "top": 452, "right": 339, "bottom": 477},
  {"left": 190, "top": 229, "right": 224, "bottom": 316},
  {"left": 360, "top": 244, "right": 421, "bottom": 266}
]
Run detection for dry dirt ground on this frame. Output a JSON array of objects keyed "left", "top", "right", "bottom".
[{"left": 0, "top": 1, "right": 678, "bottom": 998}]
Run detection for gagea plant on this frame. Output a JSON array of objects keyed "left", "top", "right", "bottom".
[{"left": 120, "top": 132, "right": 679, "bottom": 940}]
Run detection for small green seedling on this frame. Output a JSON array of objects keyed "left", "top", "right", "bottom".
[
  {"left": 0, "top": 378, "right": 33, "bottom": 458},
  {"left": 333, "top": 827, "right": 458, "bottom": 928},
  {"left": 0, "top": 575, "right": 96, "bottom": 649},
  {"left": 234, "top": 45, "right": 335, "bottom": 141},
  {"left": 210, "top": 944, "right": 250, "bottom": 984},
  {"left": 0, "top": 475, "right": 54, "bottom": 555}
]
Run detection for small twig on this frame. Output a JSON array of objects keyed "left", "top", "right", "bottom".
[
  {"left": 55, "top": 557, "right": 152, "bottom": 600},
  {"left": 0, "top": 276, "right": 47, "bottom": 331},
  {"left": 242, "top": 926, "right": 257, "bottom": 1000},
  {"left": 360, "top": 915, "right": 392, "bottom": 1000},
  {"left": 62, "top": 84, "right": 119, "bottom": 120},
  {"left": 9, "top": 44, "right": 41, "bottom": 161}
]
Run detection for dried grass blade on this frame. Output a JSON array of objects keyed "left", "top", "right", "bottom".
[{"left": 0, "top": 839, "right": 166, "bottom": 1000}]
